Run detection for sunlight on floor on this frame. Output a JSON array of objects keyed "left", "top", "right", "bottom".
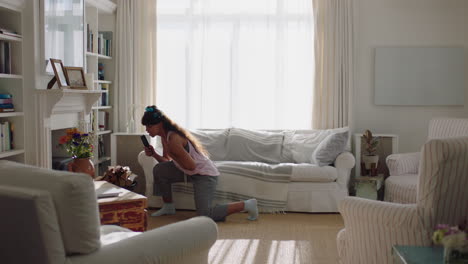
[
  {"left": 209, "top": 239, "right": 260, "bottom": 264},
  {"left": 209, "top": 239, "right": 312, "bottom": 264}
]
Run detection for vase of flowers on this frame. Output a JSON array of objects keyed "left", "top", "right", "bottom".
[
  {"left": 433, "top": 223, "right": 468, "bottom": 263},
  {"left": 59, "top": 128, "right": 95, "bottom": 178},
  {"left": 361, "top": 130, "right": 380, "bottom": 176}
]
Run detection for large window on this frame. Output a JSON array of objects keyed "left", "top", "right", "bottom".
[{"left": 156, "top": 0, "right": 314, "bottom": 129}]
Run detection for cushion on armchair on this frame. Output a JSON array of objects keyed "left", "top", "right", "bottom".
[
  {"left": 0, "top": 160, "right": 101, "bottom": 255},
  {"left": 386, "top": 152, "right": 420, "bottom": 176}
]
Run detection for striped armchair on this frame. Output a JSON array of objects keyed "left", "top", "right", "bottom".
[
  {"left": 384, "top": 118, "right": 468, "bottom": 204},
  {"left": 337, "top": 137, "right": 468, "bottom": 264}
]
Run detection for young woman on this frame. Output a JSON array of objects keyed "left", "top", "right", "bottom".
[{"left": 141, "top": 105, "right": 258, "bottom": 221}]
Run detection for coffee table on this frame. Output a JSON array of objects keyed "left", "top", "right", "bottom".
[{"left": 94, "top": 181, "right": 148, "bottom": 232}]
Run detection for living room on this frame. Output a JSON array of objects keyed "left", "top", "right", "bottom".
[{"left": 0, "top": 0, "right": 467, "bottom": 263}]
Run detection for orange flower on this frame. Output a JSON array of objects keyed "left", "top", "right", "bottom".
[{"left": 66, "top": 128, "right": 79, "bottom": 135}]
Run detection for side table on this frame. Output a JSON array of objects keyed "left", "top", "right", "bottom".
[
  {"left": 354, "top": 175, "right": 384, "bottom": 200},
  {"left": 95, "top": 181, "right": 148, "bottom": 232}
]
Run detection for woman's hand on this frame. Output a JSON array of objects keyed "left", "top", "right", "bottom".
[
  {"left": 145, "top": 145, "right": 171, "bottom": 162},
  {"left": 144, "top": 145, "right": 155, "bottom": 156}
]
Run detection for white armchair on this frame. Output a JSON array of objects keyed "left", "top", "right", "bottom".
[
  {"left": 338, "top": 137, "right": 468, "bottom": 264},
  {"left": 385, "top": 118, "right": 468, "bottom": 203},
  {"left": 0, "top": 160, "right": 218, "bottom": 264}
]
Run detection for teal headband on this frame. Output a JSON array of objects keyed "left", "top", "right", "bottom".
[{"left": 145, "top": 107, "right": 162, "bottom": 119}]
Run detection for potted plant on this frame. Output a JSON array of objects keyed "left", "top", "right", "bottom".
[
  {"left": 58, "top": 128, "right": 95, "bottom": 178},
  {"left": 361, "top": 130, "right": 380, "bottom": 176}
]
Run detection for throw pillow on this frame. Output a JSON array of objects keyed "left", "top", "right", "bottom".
[
  {"left": 225, "top": 128, "right": 284, "bottom": 163},
  {"left": 190, "top": 129, "right": 230, "bottom": 161},
  {"left": 311, "top": 130, "right": 349, "bottom": 166},
  {"left": 283, "top": 127, "right": 349, "bottom": 164}
]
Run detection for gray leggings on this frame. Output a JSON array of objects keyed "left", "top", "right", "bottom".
[{"left": 153, "top": 161, "right": 228, "bottom": 221}]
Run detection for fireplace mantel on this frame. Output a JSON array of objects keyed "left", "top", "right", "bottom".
[{"left": 36, "top": 89, "right": 103, "bottom": 168}]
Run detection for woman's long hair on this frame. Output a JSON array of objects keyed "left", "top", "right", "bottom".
[{"left": 141, "top": 105, "right": 209, "bottom": 157}]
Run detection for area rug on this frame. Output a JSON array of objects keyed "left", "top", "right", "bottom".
[{"left": 148, "top": 211, "right": 343, "bottom": 264}]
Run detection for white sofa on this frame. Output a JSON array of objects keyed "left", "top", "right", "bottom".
[
  {"left": 384, "top": 118, "right": 468, "bottom": 204},
  {"left": 0, "top": 160, "right": 218, "bottom": 264},
  {"left": 139, "top": 127, "right": 355, "bottom": 213}
]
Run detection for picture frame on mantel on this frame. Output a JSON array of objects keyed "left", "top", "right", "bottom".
[
  {"left": 47, "top": 58, "right": 69, "bottom": 89},
  {"left": 64, "top": 66, "right": 88, "bottom": 90}
]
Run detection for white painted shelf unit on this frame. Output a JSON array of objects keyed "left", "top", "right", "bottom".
[
  {"left": 0, "top": 2, "right": 25, "bottom": 162},
  {"left": 85, "top": 0, "right": 116, "bottom": 176}
]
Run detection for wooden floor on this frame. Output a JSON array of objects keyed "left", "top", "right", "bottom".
[{"left": 148, "top": 210, "right": 344, "bottom": 264}]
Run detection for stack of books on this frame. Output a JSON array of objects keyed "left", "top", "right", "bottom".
[
  {"left": 0, "top": 93, "right": 14, "bottom": 112},
  {"left": 0, "top": 121, "right": 12, "bottom": 152}
]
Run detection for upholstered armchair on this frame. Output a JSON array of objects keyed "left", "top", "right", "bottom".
[
  {"left": 0, "top": 161, "right": 218, "bottom": 264},
  {"left": 385, "top": 118, "right": 468, "bottom": 203},
  {"left": 337, "top": 137, "right": 468, "bottom": 264}
]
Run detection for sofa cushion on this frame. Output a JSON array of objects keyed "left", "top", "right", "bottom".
[
  {"left": 190, "top": 129, "right": 230, "bottom": 161},
  {"left": 290, "top": 164, "right": 338, "bottom": 182},
  {"left": 312, "top": 130, "right": 349, "bottom": 166},
  {"left": 0, "top": 161, "right": 101, "bottom": 255},
  {"left": 214, "top": 161, "right": 337, "bottom": 183},
  {"left": 284, "top": 127, "right": 349, "bottom": 164},
  {"left": 225, "top": 128, "right": 284, "bottom": 163}
]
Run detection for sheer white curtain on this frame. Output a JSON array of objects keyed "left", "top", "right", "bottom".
[
  {"left": 156, "top": 0, "right": 315, "bottom": 129},
  {"left": 115, "top": 0, "right": 157, "bottom": 132},
  {"left": 312, "top": 0, "right": 354, "bottom": 129}
]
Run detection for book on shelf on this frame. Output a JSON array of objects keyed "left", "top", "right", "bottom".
[
  {"left": 101, "top": 83, "right": 109, "bottom": 106},
  {"left": 86, "top": 24, "right": 94, "bottom": 52},
  {"left": 91, "top": 111, "right": 96, "bottom": 131},
  {"left": 0, "top": 121, "right": 12, "bottom": 152},
  {"left": 0, "top": 41, "right": 12, "bottom": 74},
  {"left": 98, "top": 31, "right": 112, "bottom": 57},
  {"left": 0, "top": 103, "right": 14, "bottom": 109},
  {"left": 98, "top": 111, "right": 109, "bottom": 131},
  {"left": 98, "top": 135, "right": 105, "bottom": 157},
  {"left": 0, "top": 94, "right": 12, "bottom": 99}
]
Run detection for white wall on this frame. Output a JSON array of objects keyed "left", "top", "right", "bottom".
[{"left": 353, "top": 0, "right": 468, "bottom": 152}]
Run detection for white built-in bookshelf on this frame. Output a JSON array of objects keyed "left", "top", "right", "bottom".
[
  {"left": 0, "top": 2, "right": 24, "bottom": 162},
  {"left": 85, "top": 0, "right": 116, "bottom": 177}
]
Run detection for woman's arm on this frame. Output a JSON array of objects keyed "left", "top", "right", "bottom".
[{"left": 166, "top": 133, "right": 196, "bottom": 171}]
